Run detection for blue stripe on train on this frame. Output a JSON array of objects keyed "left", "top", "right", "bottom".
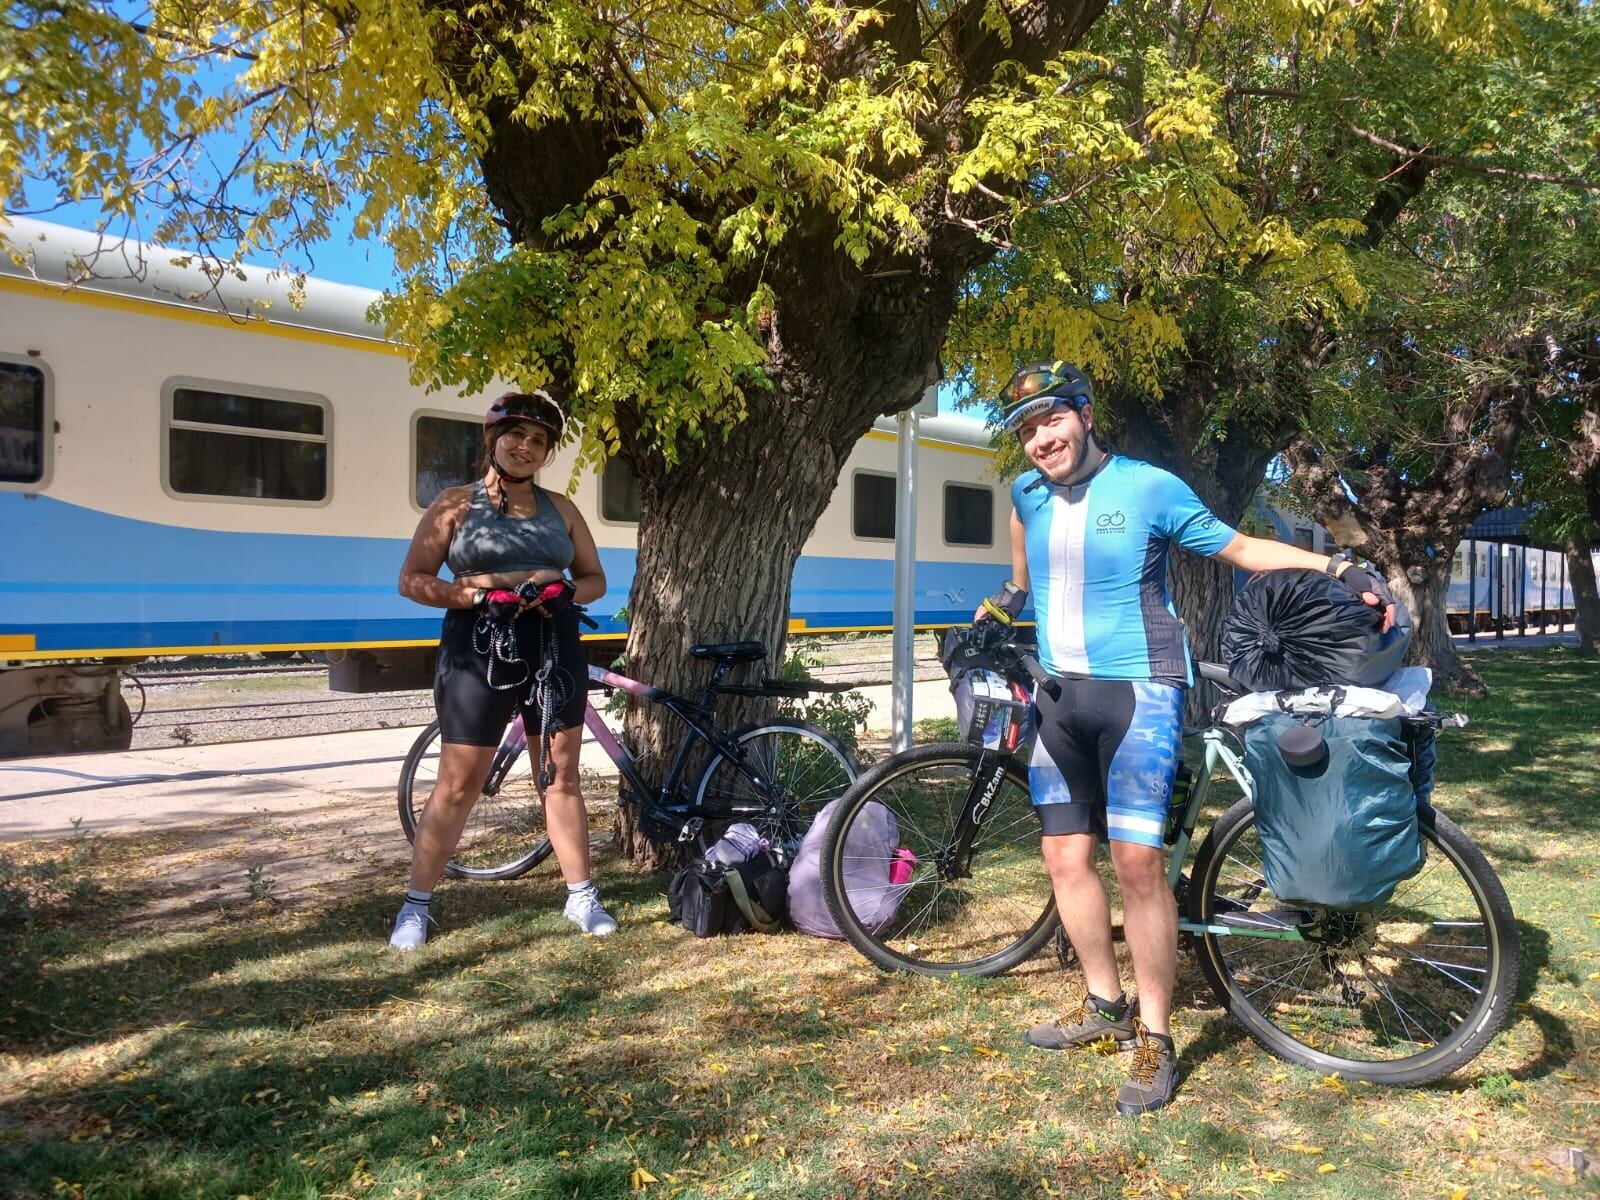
[{"left": 0, "top": 494, "right": 1006, "bottom": 651}]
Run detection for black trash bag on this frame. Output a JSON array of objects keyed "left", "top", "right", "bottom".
[{"left": 1220, "top": 568, "right": 1412, "bottom": 691}]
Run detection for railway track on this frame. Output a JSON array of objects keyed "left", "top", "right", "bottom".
[{"left": 119, "top": 636, "right": 944, "bottom": 750}]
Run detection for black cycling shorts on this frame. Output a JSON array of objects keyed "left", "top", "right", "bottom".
[
  {"left": 1028, "top": 676, "right": 1184, "bottom": 847},
  {"left": 433, "top": 606, "right": 588, "bottom": 747}
]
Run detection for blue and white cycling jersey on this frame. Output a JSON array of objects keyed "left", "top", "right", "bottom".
[{"left": 1012, "top": 456, "right": 1237, "bottom": 688}]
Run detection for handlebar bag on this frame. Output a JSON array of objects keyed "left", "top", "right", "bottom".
[
  {"left": 1221, "top": 568, "right": 1412, "bottom": 692},
  {"left": 1242, "top": 711, "right": 1424, "bottom": 908},
  {"left": 788, "top": 797, "right": 913, "bottom": 939}
]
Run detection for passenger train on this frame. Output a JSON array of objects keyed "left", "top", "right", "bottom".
[{"left": 0, "top": 218, "right": 1585, "bottom": 753}]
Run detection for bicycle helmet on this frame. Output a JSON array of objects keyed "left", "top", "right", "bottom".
[
  {"left": 998, "top": 361, "right": 1093, "bottom": 433},
  {"left": 485, "top": 389, "right": 566, "bottom": 443}
]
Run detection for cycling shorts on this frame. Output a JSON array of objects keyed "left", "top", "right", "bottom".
[
  {"left": 433, "top": 606, "right": 588, "bottom": 747},
  {"left": 1028, "top": 677, "right": 1184, "bottom": 847}
]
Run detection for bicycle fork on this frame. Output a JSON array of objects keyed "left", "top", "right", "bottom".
[{"left": 939, "top": 753, "right": 1011, "bottom": 880}]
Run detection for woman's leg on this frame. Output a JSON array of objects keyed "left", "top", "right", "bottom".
[
  {"left": 539, "top": 724, "right": 591, "bottom": 882},
  {"left": 537, "top": 724, "right": 618, "bottom": 934},
  {"left": 407, "top": 742, "right": 498, "bottom": 892}
]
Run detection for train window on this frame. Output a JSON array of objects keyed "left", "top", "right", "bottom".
[
  {"left": 413, "top": 413, "right": 480, "bottom": 508},
  {"left": 1452, "top": 550, "right": 1464, "bottom": 579},
  {"left": 852, "top": 471, "right": 896, "bottom": 540},
  {"left": 944, "top": 483, "right": 993, "bottom": 547},
  {"left": 163, "top": 381, "right": 329, "bottom": 504},
  {"left": 0, "top": 359, "right": 47, "bottom": 486},
  {"left": 1293, "top": 526, "right": 1315, "bottom": 551},
  {"left": 600, "top": 458, "right": 641, "bottom": 523}
]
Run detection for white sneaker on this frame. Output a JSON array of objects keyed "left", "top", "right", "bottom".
[
  {"left": 563, "top": 886, "right": 619, "bottom": 936},
  {"left": 389, "top": 905, "right": 436, "bottom": 951}
]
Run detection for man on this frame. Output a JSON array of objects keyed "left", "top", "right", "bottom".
[{"left": 981, "top": 361, "right": 1394, "bottom": 1116}]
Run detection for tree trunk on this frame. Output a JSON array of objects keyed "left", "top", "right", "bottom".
[
  {"left": 1567, "top": 535, "right": 1600, "bottom": 657},
  {"left": 1389, "top": 557, "right": 1485, "bottom": 697},
  {"left": 612, "top": 405, "right": 852, "bottom": 868}
]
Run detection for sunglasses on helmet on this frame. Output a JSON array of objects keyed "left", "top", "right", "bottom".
[
  {"left": 998, "top": 364, "right": 1090, "bottom": 432},
  {"left": 486, "top": 390, "right": 566, "bottom": 441}
]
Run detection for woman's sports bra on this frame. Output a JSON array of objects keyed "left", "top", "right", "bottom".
[{"left": 446, "top": 481, "right": 575, "bottom": 578}]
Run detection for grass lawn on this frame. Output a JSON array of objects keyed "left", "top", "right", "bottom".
[{"left": 2, "top": 648, "right": 1597, "bottom": 1199}]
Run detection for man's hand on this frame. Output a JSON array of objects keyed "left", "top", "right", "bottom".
[
  {"left": 974, "top": 582, "right": 1028, "bottom": 627},
  {"left": 1335, "top": 565, "right": 1397, "bottom": 633}
]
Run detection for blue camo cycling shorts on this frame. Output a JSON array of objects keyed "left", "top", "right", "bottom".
[{"left": 1028, "top": 677, "right": 1183, "bottom": 847}]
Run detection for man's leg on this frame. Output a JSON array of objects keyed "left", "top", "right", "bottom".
[
  {"left": 1042, "top": 832, "right": 1120, "bottom": 1001},
  {"left": 1108, "top": 839, "right": 1177, "bottom": 1036}
]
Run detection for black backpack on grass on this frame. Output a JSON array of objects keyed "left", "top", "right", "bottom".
[{"left": 667, "top": 852, "right": 787, "bottom": 936}]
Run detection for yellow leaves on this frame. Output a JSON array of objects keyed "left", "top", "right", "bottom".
[
  {"left": 1282, "top": 1142, "right": 1324, "bottom": 1155},
  {"left": 1317, "top": 1163, "right": 1338, "bottom": 1174},
  {"left": 629, "top": 1165, "right": 658, "bottom": 1191}
]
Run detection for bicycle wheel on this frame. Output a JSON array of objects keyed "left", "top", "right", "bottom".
[
  {"left": 822, "top": 743, "right": 1058, "bottom": 978},
  {"left": 397, "top": 720, "right": 554, "bottom": 880},
  {"left": 1189, "top": 798, "right": 1519, "bottom": 1085},
  {"left": 693, "top": 719, "right": 859, "bottom": 856}
]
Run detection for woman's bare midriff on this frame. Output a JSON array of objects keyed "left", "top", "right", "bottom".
[{"left": 456, "top": 568, "right": 568, "bottom": 590}]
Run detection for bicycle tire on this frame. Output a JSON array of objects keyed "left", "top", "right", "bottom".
[
  {"left": 692, "top": 719, "right": 860, "bottom": 856},
  {"left": 1189, "top": 797, "right": 1519, "bottom": 1085},
  {"left": 822, "top": 743, "right": 1058, "bottom": 978},
  {"left": 397, "top": 720, "right": 555, "bottom": 881}
]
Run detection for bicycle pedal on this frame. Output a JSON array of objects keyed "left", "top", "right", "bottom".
[{"left": 677, "top": 818, "right": 704, "bottom": 843}]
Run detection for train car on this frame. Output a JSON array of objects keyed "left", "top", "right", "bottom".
[
  {"left": 6, "top": 217, "right": 1588, "bottom": 755},
  {"left": 0, "top": 218, "right": 1012, "bottom": 753},
  {"left": 1249, "top": 505, "right": 1593, "bottom": 634}
]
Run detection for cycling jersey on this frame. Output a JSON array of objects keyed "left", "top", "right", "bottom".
[{"left": 1012, "top": 456, "right": 1237, "bottom": 688}]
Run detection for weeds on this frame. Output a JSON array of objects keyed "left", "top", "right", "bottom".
[{"left": 245, "top": 864, "right": 278, "bottom": 904}]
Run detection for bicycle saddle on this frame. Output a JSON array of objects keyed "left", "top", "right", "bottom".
[
  {"left": 1196, "top": 661, "right": 1245, "bottom": 693},
  {"left": 689, "top": 640, "right": 767, "bottom": 664}
]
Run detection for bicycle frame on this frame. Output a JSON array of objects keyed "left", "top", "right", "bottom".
[
  {"left": 1172, "top": 728, "right": 1305, "bottom": 942},
  {"left": 578, "top": 663, "right": 797, "bottom": 834}
]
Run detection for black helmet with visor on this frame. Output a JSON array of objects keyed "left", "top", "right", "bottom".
[
  {"left": 485, "top": 389, "right": 566, "bottom": 445},
  {"left": 998, "top": 361, "right": 1093, "bottom": 433}
]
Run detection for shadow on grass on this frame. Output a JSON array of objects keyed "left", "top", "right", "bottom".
[{"left": 0, "top": 861, "right": 911, "bottom": 1199}]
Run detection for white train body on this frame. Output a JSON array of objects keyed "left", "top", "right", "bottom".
[
  {"left": 2, "top": 219, "right": 1584, "bottom": 751},
  {"left": 0, "top": 218, "right": 1008, "bottom": 669}
]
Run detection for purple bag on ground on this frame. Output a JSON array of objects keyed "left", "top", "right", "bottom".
[{"left": 788, "top": 797, "right": 912, "bottom": 939}]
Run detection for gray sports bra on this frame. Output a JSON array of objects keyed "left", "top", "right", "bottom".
[{"left": 447, "top": 481, "right": 575, "bottom": 578}]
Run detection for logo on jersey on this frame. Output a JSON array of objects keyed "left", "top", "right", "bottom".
[{"left": 1095, "top": 510, "right": 1127, "bottom": 533}]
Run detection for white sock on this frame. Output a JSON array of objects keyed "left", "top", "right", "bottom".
[
  {"left": 566, "top": 879, "right": 594, "bottom": 895},
  {"left": 403, "top": 890, "right": 432, "bottom": 910}
]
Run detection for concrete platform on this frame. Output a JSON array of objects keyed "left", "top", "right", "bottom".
[{"left": 0, "top": 679, "right": 960, "bottom": 844}]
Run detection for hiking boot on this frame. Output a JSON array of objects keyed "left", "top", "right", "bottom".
[
  {"left": 1115, "top": 1021, "right": 1180, "bottom": 1116},
  {"left": 389, "top": 905, "right": 436, "bottom": 952},
  {"left": 1025, "top": 993, "right": 1138, "bottom": 1051},
  {"left": 563, "top": 885, "right": 619, "bottom": 936}
]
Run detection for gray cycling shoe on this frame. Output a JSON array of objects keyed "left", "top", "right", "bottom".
[
  {"left": 1115, "top": 1021, "right": 1180, "bottom": 1116},
  {"left": 389, "top": 906, "right": 436, "bottom": 951},
  {"left": 563, "top": 885, "right": 619, "bottom": 936},
  {"left": 1026, "top": 993, "right": 1139, "bottom": 1051}
]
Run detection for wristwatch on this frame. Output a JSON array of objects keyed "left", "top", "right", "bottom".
[
  {"left": 472, "top": 587, "right": 489, "bottom": 608},
  {"left": 1325, "top": 550, "right": 1352, "bottom": 578}
]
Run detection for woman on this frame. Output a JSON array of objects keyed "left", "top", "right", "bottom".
[{"left": 390, "top": 390, "right": 614, "bottom": 949}]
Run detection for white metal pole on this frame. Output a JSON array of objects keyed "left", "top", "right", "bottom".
[{"left": 891, "top": 406, "right": 921, "bottom": 753}]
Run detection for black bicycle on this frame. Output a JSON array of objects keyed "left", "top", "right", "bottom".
[
  {"left": 821, "top": 623, "right": 1519, "bottom": 1085},
  {"left": 399, "top": 637, "right": 861, "bottom": 879}
]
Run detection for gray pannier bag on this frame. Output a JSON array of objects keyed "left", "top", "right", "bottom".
[
  {"left": 1241, "top": 709, "right": 1426, "bottom": 908},
  {"left": 788, "top": 796, "right": 913, "bottom": 938}
]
